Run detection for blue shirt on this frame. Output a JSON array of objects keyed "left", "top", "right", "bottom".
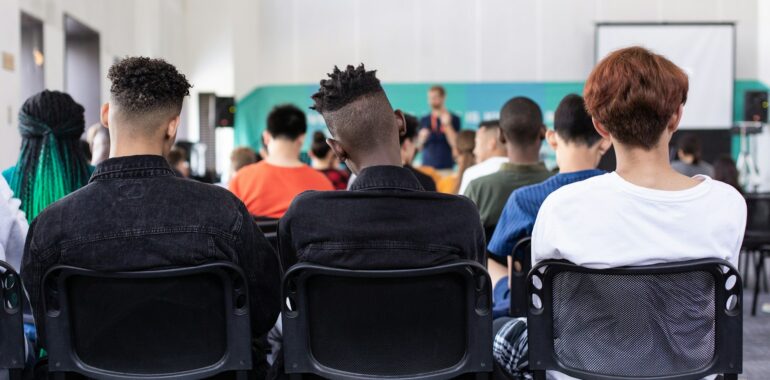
[
  {"left": 487, "top": 169, "right": 604, "bottom": 257},
  {"left": 419, "top": 113, "right": 461, "bottom": 169}
]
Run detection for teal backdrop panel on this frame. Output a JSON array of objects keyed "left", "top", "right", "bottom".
[{"left": 235, "top": 80, "right": 766, "bottom": 161}]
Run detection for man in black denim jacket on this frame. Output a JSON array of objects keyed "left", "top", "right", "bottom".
[
  {"left": 278, "top": 64, "right": 485, "bottom": 271},
  {"left": 21, "top": 57, "right": 281, "bottom": 374}
]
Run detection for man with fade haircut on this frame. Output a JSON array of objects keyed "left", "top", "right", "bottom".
[
  {"left": 278, "top": 64, "right": 485, "bottom": 271},
  {"left": 486, "top": 94, "right": 610, "bottom": 317},
  {"left": 21, "top": 57, "right": 281, "bottom": 377},
  {"left": 464, "top": 97, "right": 552, "bottom": 283},
  {"left": 458, "top": 119, "right": 508, "bottom": 195}
]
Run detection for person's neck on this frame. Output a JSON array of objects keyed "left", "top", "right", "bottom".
[
  {"left": 265, "top": 140, "right": 303, "bottom": 167},
  {"left": 555, "top": 148, "right": 599, "bottom": 173},
  {"left": 482, "top": 151, "right": 507, "bottom": 163},
  {"left": 679, "top": 154, "right": 695, "bottom": 164},
  {"left": 506, "top": 143, "right": 540, "bottom": 166},
  {"left": 311, "top": 158, "right": 333, "bottom": 170},
  {"left": 352, "top": 149, "right": 402, "bottom": 174},
  {"left": 109, "top": 137, "right": 166, "bottom": 158},
  {"left": 615, "top": 142, "right": 699, "bottom": 190}
]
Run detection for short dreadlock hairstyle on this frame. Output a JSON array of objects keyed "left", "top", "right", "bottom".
[
  {"left": 311, "top": 64, "right": 384, "bottom": 113},
  {"left": 108, "top": 57, "right": 191, "bottom": 123}
]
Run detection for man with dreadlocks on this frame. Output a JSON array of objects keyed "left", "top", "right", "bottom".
[
  {"left": 3, "top": 90, "right": 93, "bottom": 222},
  {"left": 21, "top": 57, "right": 281, "bottom": 376},
  {"left": 278, "top": 64, "right": 485, "bottom": 270}
]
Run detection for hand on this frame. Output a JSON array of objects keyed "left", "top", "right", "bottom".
[
  {"left": 417, "top": 128, "right": 431, "bottom": 147},
  {"left": 439, "top": 111, "right": 452, "bottom": 127}
]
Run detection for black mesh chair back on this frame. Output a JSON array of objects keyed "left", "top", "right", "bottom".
[
  {"left": 43, "top": 262, "right": 252, "bottom": 379},
  {"left": 744, "top": 193, "right": 770, "bottom": 247},
  {"left": 0, "top": 261, "right": 25, "bottom": 380},
  {"left": 527, "top": 259, "right": 742, "bottom": 380},
  {"left": 282, "top": 261, "right": 493, "bottom": 380},
  {"left": 509, "top": 237, "right": 532, "bottom": 317}
]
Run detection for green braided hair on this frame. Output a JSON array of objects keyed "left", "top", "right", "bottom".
[{"left": 9, "top": 90, "right": 91, "bottom": 222}]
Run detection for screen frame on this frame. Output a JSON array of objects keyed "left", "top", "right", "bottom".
[{"left": 594, "top": 22, "right": 736, "bottom": 130}]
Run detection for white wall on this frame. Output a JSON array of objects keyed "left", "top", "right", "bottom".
[
  {"left": 0, "top": 0, "right": 22, "bottom": 168},
  {"left": 233, "top": 0, "right": 758, "bottom": 89}
]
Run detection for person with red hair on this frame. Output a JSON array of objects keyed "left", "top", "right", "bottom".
[{"left": 493, "top": 46, "right": 746, "bottom": 379}]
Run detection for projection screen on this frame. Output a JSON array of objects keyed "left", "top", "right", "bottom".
[{"left": 596, "top": 23, "right": 735, "bottom": 130}]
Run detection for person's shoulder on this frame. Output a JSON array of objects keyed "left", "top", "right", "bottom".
[
  {"left": 705, "top": 177, "right": 745, "bottom": 207},
  {"left": 541, "top": 173, "right": 612, "bottom": 206}
]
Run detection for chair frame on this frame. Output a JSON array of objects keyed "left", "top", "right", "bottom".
[
  {"left": 282, "top": 261, "right": 493, "bottom": 380},
  {"left": 509, "top": 237, "right": 532, "bottom": 318},
  {"left": 43, "top": 262, "right": 252, "bottom": 380},
  {"left": 0, "top": 261, "right": 25, "bottom": 380},
  {"left": 527, "top": 259, "right": 742, "bottom": 380}
]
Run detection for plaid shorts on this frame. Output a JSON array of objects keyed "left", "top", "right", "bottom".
[{"left": 493, "top": 317, "right": 532, "bottom": 380}]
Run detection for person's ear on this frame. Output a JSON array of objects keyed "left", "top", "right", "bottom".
[
  {"left": 326, "top": 137, "right": 349, "bottom": 165},
  {"left": 596, "top": 137, "right": 612, "bottom": 156},
  {"left": 262, "top": 131, "right": 272, "bottom": 147},
  {"left": 540, "top": 124, "right": 547, "bottom": 140},
  {"left": 668, "top": 104, "right": 684, "bottom": 133},
  {"left": 592, "top": 118, "right": 611, "bottom": 140},
  {"left": 545, "top": 129, "right": 558, "bottom": 150},
  {"left": 394, "top": 109, "right": 406, "bottom": 138},
  {"left": 497, "top": 127, "right": 507, "bottom": 145},
  {"left": 166, "top": 115, "right": 180, "bottom": 140},
  {"left": 100, "top": 103, "right": 110, "bottom": 128},
  {"left": 295, "top": 133, "right": 306, "bottom": 148}
]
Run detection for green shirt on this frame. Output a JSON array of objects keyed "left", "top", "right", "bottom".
[{"left": 463, "top": 162, "right": 553, "bottom": 229}]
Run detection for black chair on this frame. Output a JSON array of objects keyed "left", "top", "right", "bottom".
[
  {"left": 743, "top": 192, "right": 770, "bottom": 316},
  {"left": 282, "top": 261, "right": 493, "bottom": 380},
  {"left": 527, "top": 259, "right": 742, "bottom": 380},
  {"left": 0, "top": 261, "right": 25, "bottom": 380},
  {"left": 255, "top": 217, "right": 279, "bottom": 249},
  {"left": 43, "top": 262, "right": 252, "bottom": 379},
  {"left": 508, "top": 237, "right": 532, "bottom": 318}
]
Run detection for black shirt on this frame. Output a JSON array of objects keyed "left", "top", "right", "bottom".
[
  {"left": 21, "top": 155, "right": 281, "bottom": 348},
  {"left": 406, "top": 165, "right": 437, "bottom": 191},
  {"left": 278, "top": 165, "right": 486, "bottom": 271}
]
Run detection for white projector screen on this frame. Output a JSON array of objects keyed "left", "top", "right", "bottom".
[{"left": 596, "top": 23, "right": 734, "bottom": 130}]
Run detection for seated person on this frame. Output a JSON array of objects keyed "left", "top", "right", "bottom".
[
  {"left": 494, "top": 47, "right": 746, "bottom": 379},
  {"left": 400, "top": 114, "right": 437, "bottom": 191},
  {"left": 280, "top": 64, "right": 485, "bottom": 270},
  {"left": 486, "top": 94, "right": 610, "bottom": 315},
  {"left": 464, "top": 97, "right": 552, "bottom": 284},
  {"left": 21, "top": 57, "right": 281, "bottom": 378},
  {"left": 458, "top": 120, "right": 508, "bottom": 195},
  {"left": 672, "top": 133, "right": 714, "bottom": 177},
  {"left": 230, "top": 105, "right": 334, "bottom": 218},
  {"left": 0, "top": 177, "right": 27, "bottom": 271},
  {"left": 309, "top": 131, "right": 350, "bottom": 190},
  {"left": 437, "top": 130, "right": 476, "bottom": 194}
]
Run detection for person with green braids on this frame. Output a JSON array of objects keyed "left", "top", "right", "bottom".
[{"left": 2, "top": 90, "right": 93, "bottom": 222}]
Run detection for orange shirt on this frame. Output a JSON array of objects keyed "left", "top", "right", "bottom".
[{"left": 229, "top": 161, "right": 334, "bottom": 218}]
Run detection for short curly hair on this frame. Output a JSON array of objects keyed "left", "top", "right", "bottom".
[
  {"left": 311, "top": 64, "right": 383, "bottom": 113},
  {"left": 108, "top": 56, "right": 191, "bottom": 118}
]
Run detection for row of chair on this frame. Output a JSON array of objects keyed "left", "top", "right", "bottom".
[{"left": 0, "top": 254, "right": 740, "bottom": 379}]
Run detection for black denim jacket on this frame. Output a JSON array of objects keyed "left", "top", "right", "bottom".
[
  {"left": 278, "top": 165, "right": 486, "bottom": 271},
  {"left": 21, "top": 155, "right": 281, "bottom": 347}
]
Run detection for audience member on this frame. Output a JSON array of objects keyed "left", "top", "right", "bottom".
[
  {"left": 493, "top": 46, "right": 746, "bottom": 379},
  {"left": 464, "top": 97, "right": 552, "bottom": 279},
  {"left": 229, "top": 105, "right": 334, "bottom": 218},
  {"left": 401, "top": 114, "right": 437, "bottom": 191},
  {"left": 3, "top": 90, "right": 93, "bottom": 222},
  {"left": 437, "top": 130, "right": 476, "bottom": 194},
  {"left": 21, "top": 57, "right": 281, "bottom": 377},
  {"left": 713, "top": 154, "right": 742, "bottom": 193},
  {"left": 672, "top": 133, "right": 714, "bottom": 177},
  {"left": 487, "top": 94, "right": 610, "bottom": 314},
  {"left": 167, "top": 147, "right": 190, "bottom": 178},
  {"left": 309, "top": 131, "right": 350, "bottom": 190},
  {"left": 0, "top": 177, "right": 27, "bottom": 271},
  {"left": 458, "top": 120, "right": 508, "bottom": 194},
  {"left": 230, "top": 146, "right": 259, "bottom": 175},
  {"left": 87, "top": 122, "right": 111, "bottom": 165},
  {"left": 417, "top": 85, "right": 461, "bottom": 170}
]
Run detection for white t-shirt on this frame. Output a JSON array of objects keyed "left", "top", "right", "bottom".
[
  {"left": 459, "top": 156, "right": 508, "bottom": 195},
  {"left": 0, "top": 178, "right": 28, "bottom": 271},
  {"left": 532, "top": 173, "right": 745, "bottom": 380}
]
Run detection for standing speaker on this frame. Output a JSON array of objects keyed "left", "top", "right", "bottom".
[
  {"left": 744, "top": 91, "right": 768, "bottom": 123},
  {"left": 215, "top": 97, "right": 235, "bottom": 127}
]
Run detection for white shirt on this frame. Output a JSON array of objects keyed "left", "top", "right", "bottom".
[
  {"left": 459, "top": 156, "right": 508, "bottom": 195},
  {"left": 0, "top": 178, "right": 28, "bottom": 271},
  {"left": 532, "top": 173, "right": 745, "bottom": 380}
]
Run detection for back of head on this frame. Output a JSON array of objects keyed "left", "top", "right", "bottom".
[
  {"left": 677, "top": 133, "right": 702, "bottom": 163},
  {"left": 311, "top": 64, "right": 397, "bottom": 168},
  {"left": 456, "top": 130, "right": 476, "bottom": 155},
  {"left": 310, "top": 131, "right": 331, "bottom": 158},
  {"left": 554, "top": 94, "right": 601, "bottom": 146},
  {"left": 12, "top": 90, "right": 91, "bottom": 221},
  {"left": 499, "top": 97, "right": 544, "bottom": 147},
  {"left": 584, "top": 46, "right": 688, "bottom": 150},
  {"left": 713, "top": 155, "right": 741, "bottom": 192},
  {"left": 108, "top": 57, "right": 191, "bottom": 138},
  {"left": 230, "top": 147, "right": 258, "bottom": 172},
  {"left": 400, "top": 114, "right": 419, "bottom": 146},
  {"left": 267, "top": 104, "right": 307, "bottom": 141}
]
